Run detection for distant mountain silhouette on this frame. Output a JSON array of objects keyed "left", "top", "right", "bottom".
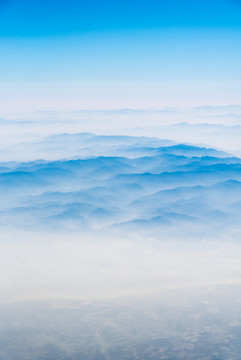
[{"left": 0, "top": 134, "right": 240, "bottom": 236}]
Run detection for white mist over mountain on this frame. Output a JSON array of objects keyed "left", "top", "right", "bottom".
[
  {"left": 1, "top": 108, "right": 241, "bottom": 359},
  {"left": 0, "top": 126, "right": 241, "bottom": 303},
  {"left": 1, "top": 106, "right": 241, "bottom": 162}
]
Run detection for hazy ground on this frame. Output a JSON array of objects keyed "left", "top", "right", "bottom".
[{"left": 1, "top": 285, "right": 241, "bottom": 360}]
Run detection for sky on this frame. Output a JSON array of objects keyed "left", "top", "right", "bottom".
[{"left": 0, "top": 0, "right": 241, "bottom": 113}]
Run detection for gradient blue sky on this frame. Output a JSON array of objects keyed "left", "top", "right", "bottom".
[{"left": 0, "top": 0, "right": 241, "bottom": 112}]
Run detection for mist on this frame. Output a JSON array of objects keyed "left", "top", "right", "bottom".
[
  {"left": 0, "top": 127, "right": 241, "bottom": 304},
  {"left": 1, "top": 106, "right": 241, "bottom": 162},
  {"left": 1, "top": 111, "right": 241, "bottom": 358}
]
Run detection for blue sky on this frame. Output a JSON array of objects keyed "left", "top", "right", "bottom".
[
  {"left": 0, "top": 0, "right": 241, "bottom": 112},
  {"left": 1, "top": 0, "right": 241, "bottom": 36}
]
